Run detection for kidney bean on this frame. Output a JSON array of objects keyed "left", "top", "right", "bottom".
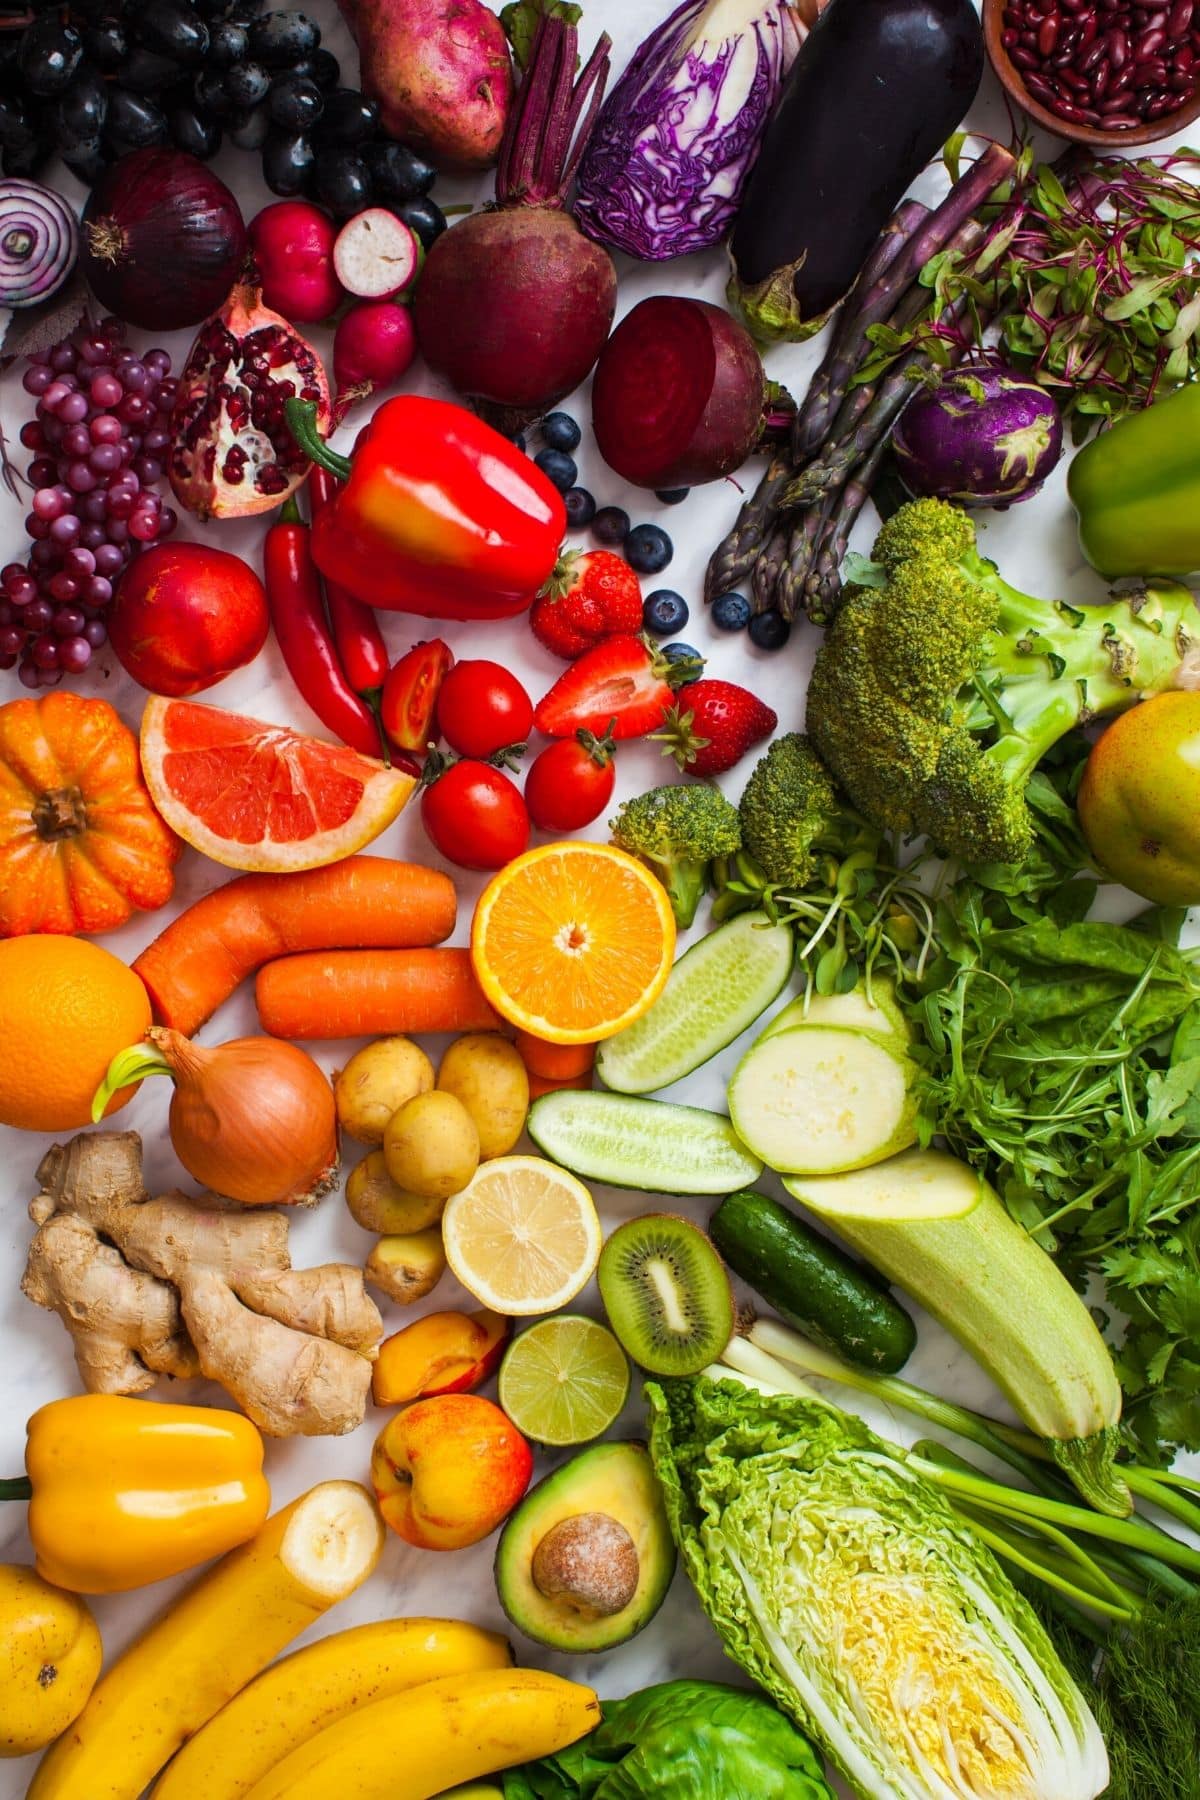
[
  {"left": 1002, "top": 25, "right": 1019, "bottom": 43},
  {"left": 1177, "top": 40, "right": 1194, "bottom": 63},
  {"left": 1105, "top": 26, "right": 1129, "bottom": 62},
  {"left": 1011, "top": 44, "right": 1041, "bottom": 65},
  {"left": 1077, "top": 12, "right": 1100, "bottom": 45},
  {"left": 1170, "top": 63, "right": 1195, "bottom": 84},
  {"left": 1140, "top": 56, "right": 1168, "bottom": 79},
  {"left": 1169, "top": 0, "right": 1194, "bottom": 29},
  {"left": 1091, "top": 59, "right": 1112, "bottom": 95},
  {"left": 1062, "top": 0, "right": 1091, "bottom": 11},
  {"left": 1078, "top": 35, "right": 1109, "bottom": 67},
  {"left": 1020, "top": 27, "right": 1040, "bottom": 43},
  {"left": 1135, "top": 25, "right": 1167, "bottom": 53},
  {"left": 1106, "top": 107, "right": 1145, "bottom": 119},
  {"left": 1146, "top": 87, "right": 1181, "bottom": 109},
  {"left": 1037, "top": 13, "right": 1060, "bottom": 49},
  {"left": 1109, "top": 58, "right": 1135, "bottom": 87}
]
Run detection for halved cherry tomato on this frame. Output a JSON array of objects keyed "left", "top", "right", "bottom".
[
  {"left": 435, "top": 660, "right": 534, "bottom": 759},
  {"left": 421, "top": 758, "right": 530, "bottom": 871},
  {"left": 381, "top": 639, "right": 454, "bottom": 753},
  {"left": 525, "top": 726, "right": 616, "bottom": 832}
]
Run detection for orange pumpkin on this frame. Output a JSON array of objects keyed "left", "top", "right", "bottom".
[{"left": 0, "top": 691, "right": 181, "bottom": 937}]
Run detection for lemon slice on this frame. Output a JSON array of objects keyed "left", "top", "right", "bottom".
[
  {"left": 442, "top": 1156, "right": 602, "bottom": 1315},
  {"left": 498, "top": 1316, "right": 630, "bottom": 1446}
]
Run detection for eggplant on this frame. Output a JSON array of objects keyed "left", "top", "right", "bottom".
[{"left": 728, "top": 0, "right": 983, "bottom": 343}]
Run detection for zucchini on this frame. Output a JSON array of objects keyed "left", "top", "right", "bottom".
[
  {"left": 710, "top": 1188, "right": 916, "bottom": 1373},
  {"left": 527, "top": 1090, "right": 762, "bottom": 1194},
  {"left": 781, "top": 1147, "right": 981, "bottom": 1223},
  {"left": 758, "top": 977, "right": 910, "bottom": 1048},
  {"left": 596, "top": 912, "right": 794, "bottom": 1095},
  {"left": 727, "top": 1025, "right": 918, "bottom": 1175},
  {"left": 786, "top": 1149, "right": 1128, "bottom": 1516}
]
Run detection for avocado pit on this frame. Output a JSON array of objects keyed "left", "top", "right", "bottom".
[{"left": 531, "top": 1511, "right": 639, "bottom": 1619}]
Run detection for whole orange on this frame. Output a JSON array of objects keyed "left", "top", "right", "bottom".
[{"left": 0, "top": 936, "right": 151, "bottom": 1132}]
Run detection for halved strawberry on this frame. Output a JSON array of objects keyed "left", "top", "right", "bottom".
[
  {"left": 655, "top": 679, "right": 777, "bottom": 776},
  {"left": 534, "top": 635, "right": 703, "bottom": 740},
  {"left": 530, "top": 551, "right": 644, "bottom": 661}
]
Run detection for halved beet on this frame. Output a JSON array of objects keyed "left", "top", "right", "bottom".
[{"left": 591, "top": 296, "right": 766, "bottom": 490}]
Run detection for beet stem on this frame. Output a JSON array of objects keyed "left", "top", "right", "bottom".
[{"left": 496, "top": 13, "right": 611, "bottom": 210}]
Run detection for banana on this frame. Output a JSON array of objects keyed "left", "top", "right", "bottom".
[
  {"left": 152, "top": 1618, "right": 514, "bottom": 1800},
  {"left": 243, "top": 1667, "right": 601, "bottom": 1800},
  {"left": 28, "top": 1482, "right": 383, "bottom": 1800}
]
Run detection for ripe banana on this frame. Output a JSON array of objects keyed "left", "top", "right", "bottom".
[
  {"left": 28, "top": 1482, "right": 383, "bottom": 1800},
  {"left": 152, "top": 1617, "right": 513, "bottom": 1800},
  {"left": 243, "top": 1667, "right": 601, "bottom": 1800}
]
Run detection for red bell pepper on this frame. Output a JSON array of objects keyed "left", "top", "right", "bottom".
[{"left": 286, "top": 396, "right": 566, "bottom": 621}]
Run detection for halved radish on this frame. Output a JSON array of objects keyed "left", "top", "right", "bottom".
[
  {"left": 332, "top": 209, "right": 422, "bottom": 301},
  {"left": 727, "top": 1024, "right": 917, "bottom": 1174}
]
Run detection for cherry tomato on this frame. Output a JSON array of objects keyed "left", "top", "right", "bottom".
[
  {"left": 435, "top": 660, "right": 534, "bottom": 758},
  {"left": 525, "top": 728, "right": 616, "bottom": 832},
  {"left": 381, "top": 639, "right": 453, "bottom": 753},
  {"left": 421, "top": 760, "right": 531, "bottom": 870}
]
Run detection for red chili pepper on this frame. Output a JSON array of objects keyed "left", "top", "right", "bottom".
[
  {"left": 263, "top": 495, "right": 388, "bottom": 762},
  {"left": 308, "top": 465, "right": 389, "bottom": 698}
]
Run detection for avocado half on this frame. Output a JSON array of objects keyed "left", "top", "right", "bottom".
[{"left": 494, "top": 1441, "right": 676, "bottom": 1653}]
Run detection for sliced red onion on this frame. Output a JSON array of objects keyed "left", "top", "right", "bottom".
[{"left": 0, "top": 179, "right": 79, "bottom": 309}]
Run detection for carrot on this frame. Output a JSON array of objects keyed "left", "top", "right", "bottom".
[
  {"left": 256, "top": 949, "right": 502, "bottom": 1040},
  {"left": 526, "top": 1069, "right": 594, "bottom": 1100},
  {"left": 134, "top": 858, "right": 457, "bottom": 1036},
  {"left": 513, "top": 1031, "right": 596, "bottom": 1081}
]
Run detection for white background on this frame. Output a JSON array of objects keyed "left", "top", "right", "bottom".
[{"left": 0, "top": 4, "right": 1196, "bottom": 1795}]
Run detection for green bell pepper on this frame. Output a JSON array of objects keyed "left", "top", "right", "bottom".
[{"left": 1068, "top": 384, "right": 1200, "bottom": 580}]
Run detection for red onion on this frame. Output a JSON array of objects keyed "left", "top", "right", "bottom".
[
  {"left": 0, "top": 179, "right": 78, "bottom": 309},
  {"left": 81, "top": 148, "right": 247, "bottom": 332}
]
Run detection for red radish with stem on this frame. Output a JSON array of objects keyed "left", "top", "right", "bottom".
[
  {"left": 592, "top": 296, "right": 769, "bottom": 489},
  {"left": 334, "top": 298, "right": 417, "bottom": 400},
  {"left": 412, "top": 12, "right": 617, "bottom": 431},
  {"left": 333, "top": 209, "right": 422, "bottom": 299}
]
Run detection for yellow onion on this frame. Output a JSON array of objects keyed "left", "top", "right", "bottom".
[{"left": 93, "top": 1027, "right": 338, "bottom": 1206}]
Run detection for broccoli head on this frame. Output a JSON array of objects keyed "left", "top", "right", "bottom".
[
  {"left": 738, "top": 732, "right": 879, "bottom": 890},
  {"left": 610, "top": 784, "right": 742, "bottom": 928},
  {"left": 806, "top": 497, "right": 1200, "bottom": 865}
]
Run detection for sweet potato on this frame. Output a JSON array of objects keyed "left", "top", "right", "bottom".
[{"left": 340, "top": 0, "right": 514, "bottom": 171}]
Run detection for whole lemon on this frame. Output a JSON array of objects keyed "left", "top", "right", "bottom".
[
  {"left": 0, "top": 935, "right": 151, "bottom": 1132},
  {"left": 0, "top": 1564, "right": 102, "bottom": 1757}
]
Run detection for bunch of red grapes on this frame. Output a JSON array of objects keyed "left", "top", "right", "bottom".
[{"left": 1, "top": 316, "right": 178, "bottom": 686}]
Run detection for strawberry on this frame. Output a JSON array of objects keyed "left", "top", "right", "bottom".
[
  {"left": 655, "top": 680, "right": 777, "bottom": 776},
  {"left": 530, "top": 551, "right": 643, "bottom": 661},
  {"left": 534, "top": 635, "right": 704, "bottom": 740}
]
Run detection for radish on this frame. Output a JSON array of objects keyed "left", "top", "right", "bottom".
[
  {"left": 332, "top": 208, "right": 422, "bottom": 300},
  {"left": 591, "top": 295, "right": 768, "bottom": 489},
  {"left": 411, "top": 12, "right": 617, "bottom": 431},
  {"left": 333, "top": 299, "right": 416, "bottom": 399},
  {"left": 249, "top": 201, "right": 343, "bottom": 324}
]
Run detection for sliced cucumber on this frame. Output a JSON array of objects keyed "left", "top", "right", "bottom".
[
  {"left": 527, "top": 1090, "right": 762, "bottom": 1194},
  {"left": 727, "top": 1025, "right": 917, "bottom": 1175},
  {"left": 758, "top": 976, "right": 910, "bottom": 1047},
  {"left": 596, "top": 912, "right": 793, "bottom": 1095},
  {"left": 783, "top": 1147, "right": 984, "bottom": 1223}
]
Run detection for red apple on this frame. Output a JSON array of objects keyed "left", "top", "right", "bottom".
[
  {"left": 371, "top": 1393, "right": 532, "bottom": 1550},
  {"left": 109, "top": 544, "right": 269, "bottom": 697}
]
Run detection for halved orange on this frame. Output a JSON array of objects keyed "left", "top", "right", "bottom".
[
  {"left": 140, "top": 697, "right": 414, "bottom": 872},
  {"left": 471, "top": 841, "right": 676, "bottom": 1044}
]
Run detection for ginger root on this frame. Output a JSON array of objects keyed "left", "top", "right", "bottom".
[{"left": 22, "top": 1132, "right": 383, "bottom": 1437}]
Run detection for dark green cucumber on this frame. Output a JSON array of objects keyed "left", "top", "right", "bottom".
[{"left": 710, "top": 1189, "right": 916, "bottom": 1373}]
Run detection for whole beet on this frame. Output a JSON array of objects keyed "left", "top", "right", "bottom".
[
  {"left": 338, "top": 0, "right": 514, "bottom": 171},
  {"left": 413, "top": 13, "right": 617, "bottom": 431}
]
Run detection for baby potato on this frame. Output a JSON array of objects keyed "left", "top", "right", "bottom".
[
  {"left": 438, "top": 1033, "right": 530, "bottom": 1161},
  {"left": 335, "top": 1037, "right": 434, "bottom": 1146},
  {"left": 345, "top": 1150, "right": 446, "bottom": 1235},
  {"left": 384, "top": 1091, "right": 480, "bottom": 1200},
  {"left": 365, "top": 1230, "right": 447, "bottom": 1306}
]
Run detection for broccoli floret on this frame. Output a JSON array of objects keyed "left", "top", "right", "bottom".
[
  {"left": 738, "top": 732, "right": 879, "bottom": 890},
  {"left": 806, "top": 497, "right": 1200, "bottom": 865},
  {"left": 611, "top": 784, "right": 742, "bottom": 927}
]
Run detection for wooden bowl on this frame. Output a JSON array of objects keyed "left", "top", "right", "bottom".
[{"left": 982, "top": 0, "right": 1200, "bottom": 148}]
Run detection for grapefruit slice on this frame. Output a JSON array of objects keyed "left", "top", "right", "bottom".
[{"left": 140, "top": 698, "right": 414, "bottom": 872}]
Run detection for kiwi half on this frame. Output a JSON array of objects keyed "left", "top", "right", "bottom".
[{"left": 597, "top": 1214, "right": 735, "bottom": 1376}]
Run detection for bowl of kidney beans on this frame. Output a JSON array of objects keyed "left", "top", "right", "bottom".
[{"left": 984, "top": 0, "right": 1200, "bottom": 144}]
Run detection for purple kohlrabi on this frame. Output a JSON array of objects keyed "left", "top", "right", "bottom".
[{"left": 893, "top": 364, "right": 1065, "bottom": 508}]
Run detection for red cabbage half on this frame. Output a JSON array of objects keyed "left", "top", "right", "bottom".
[{"left": 574, "top": 0, "right": 805, "bottom": 262}]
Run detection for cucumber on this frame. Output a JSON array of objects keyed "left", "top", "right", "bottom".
[
  {"left": 527, "top": 1090, "right": 762, "bottom": 1194},
  {"left": 758, "top": 977, "right": 910, "bottom": 1047},
  {"left": 781, "top": 1147, "right": 983, "bottom": 1223},
  {"left": 727, "top": 1026, "right": 917, "bottom": 1175},
  {"left": 596, "top": 912, "right": 794, "bottom": 1095},
  {"left": 710, "top": 1189, "right": 916, "bottom": 1373}
]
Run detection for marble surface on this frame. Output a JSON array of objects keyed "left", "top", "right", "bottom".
[{"left": 1, "top": 6, "right": 1197, "bottom": 1794}]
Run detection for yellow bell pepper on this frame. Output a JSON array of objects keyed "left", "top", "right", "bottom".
[{"left": 2, "top": 1395, "right": 270, "bottom": 1594}]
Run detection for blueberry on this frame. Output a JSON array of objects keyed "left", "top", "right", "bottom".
[
  {"left": 655, "top": 487, "right": 689, "bottom": 505},
  {"left": 662, "top": 642, "right": 702, "bottom": 667},
  {"left": 624, "top": 523, "right": 673, "bottom": 575},
  {"left": 711, "top": 591, "right": 751, "bottom": 632},
  {"left": 541, "top": 411, "right": 580, "bottom": 452},
  {"left": 643, "top": 589, "right": 689, "bottom": 637},
  {"left": 591, "top": 506, "right": 629, "bottom": 547},
  {"left": 563, "top": 486, "right": 596, "bottom": 529},
  {"left": 534, "top": 448, "right": 577, "bottom": 493},
  {"left": 748, "top": 609, "right": 791, "bottom": 651}
]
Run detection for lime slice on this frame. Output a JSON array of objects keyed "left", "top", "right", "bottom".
[{"left": 499, "top": 1315, "right": 630, "bottom": 1446}]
